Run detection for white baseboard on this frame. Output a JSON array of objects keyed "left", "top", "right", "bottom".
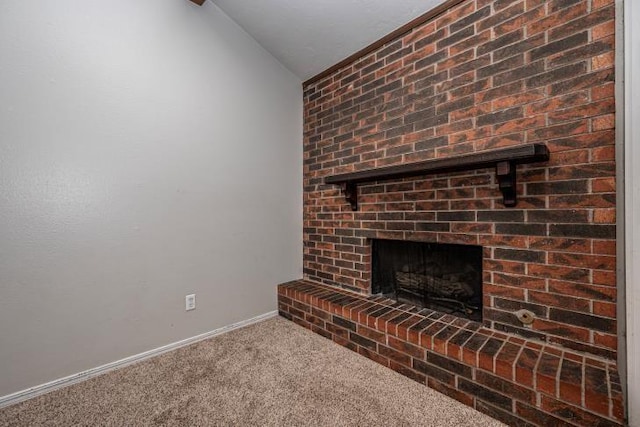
[{"left": 0, "top": 311, "right": 278, "bottom": 409}]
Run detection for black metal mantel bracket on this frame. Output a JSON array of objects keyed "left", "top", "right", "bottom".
[{"left": 324, "top": 143, "right": 550, "bottom": 210}]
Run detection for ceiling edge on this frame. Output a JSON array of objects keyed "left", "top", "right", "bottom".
[{"left": 302, "top": 0, "right": 465, "bottom": 88}]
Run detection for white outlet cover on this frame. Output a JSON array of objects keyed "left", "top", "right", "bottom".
[{"left": 185, "top": 294, "right": 196, "bottom": 311}]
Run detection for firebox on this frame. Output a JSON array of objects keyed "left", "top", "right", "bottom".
[{"left": 371, "top": 239, "right": 483, "bottom": 322}]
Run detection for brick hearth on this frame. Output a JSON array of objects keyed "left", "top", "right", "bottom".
[
  {"left": 278, "top": 280, "right": 623, "bottom": 426},
  {"left": 288, "top": 0, "right": 621, "bottom": 425}
]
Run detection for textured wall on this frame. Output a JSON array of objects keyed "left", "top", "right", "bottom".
[
  {"left": 303, "top": 0, "right": 616, "bottom": 360},
  {"left": 0, "top": 0, "right": 302, "bottom": 397}
]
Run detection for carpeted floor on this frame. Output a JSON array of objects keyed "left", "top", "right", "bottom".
[{"left": 0, "top": 317, "right": 505, "bottom": 426}]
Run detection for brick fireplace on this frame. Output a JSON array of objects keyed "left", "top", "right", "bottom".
[{"left": 278, "top": 0, "right": 622, "bottom": 425}]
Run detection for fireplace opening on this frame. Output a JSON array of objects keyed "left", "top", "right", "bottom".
[{"left": 371, "top": 239, "right": 483, "bottom": 322}]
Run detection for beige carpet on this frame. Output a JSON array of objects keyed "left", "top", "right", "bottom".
[{"left": 0, "top": 317, "right": 505, "bottom": 426}]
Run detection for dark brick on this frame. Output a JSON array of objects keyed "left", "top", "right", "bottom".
[
  {"left": 414, "top": 114, "right": 449, "bottom": 131},
  {"left": 515, "top": 347, "right": 540, "bottom": 385},
  {"left": 436, "top": 26, "right": 475, "bottom": 50},
  {"left": 288, "top": 306, "right": 306, "bottom": 319},
  {"left": 478, "top": 29, "right": 523, "bottom": 56},
  {"left": 550, "top": 5, "right": 615, "bottom": 41},
  {"left": 387, "top": 312, "right": 413, "bottom": 328},
  {"left": 481, "top": 338, "right": 506, "bottom": 358},
  {"left": 311, "top": 325, "right": 332, "bottom": 339},
  {"left": 404, "top": 107, "right": 435, "bottom": 125},
  {"left": 462, "top": 332, "right": 490, "bottom": 352},
  {"left": 410, "top": 317, "right": 435, "bottom": 332},
  {"left": 362, "top": 76, "right": 386, "bottom": 94},
  {"left": 478, "top": 2, "right": 525, "bottom": 31},
  {"left": 494, "top": 61, "right": 545, "bottom": 86},
  {"left": 428, "top": 378, "right": 475, "bottom": 407},
  {"left": 549, "top": 308, "right": 616, "bottom": 333},
  {"left": 450, "top": 79, "right": 491, "bottom": 98},
  {"left": 279, "top": 310, "right": 293, "bottom": 321},
  {"left": 361, "top": 60, "right": 385, "bottom": 76},
  {"left": 416, "top": 222, "right": 451, "bottom": 232},
  {"left": 496, "top": 323, "right": 547, "bottom": 342},
  {"left": 387, "top": 46, "right": 414, "bottom": 64},
  {"left": 413, "top": 359, "right": 455, "bottom": 384},
  {"left": 494, "top": 0, "right": 521, "bottom": 10},
  {"left": 549, "top": 38, "right": 614, "bottom": 68},
  {"left": 357, "top": 346, "right": 387, "bottom": 365},
  {"left": 477, "top": 81, "right": 523, "bottom": 103},
  {"left": 475, "top": 370, "right": 535, "bottom": 404},
  {"left": 415, "top": 28, "right": 447, "bottom": 50},
  {"left": 378, "top": 344, "right": 411, "bottom": 366},
  {"left": 526, "top": 62, "right": 587, "bottom": 89},
  {"left": 451, "top": 6, "right": 491, "bottom": 33},
  {"left": 436, "top": 211, "right": 476, "bottom": 222},
  {"left": 433, "top": 325, "right": 459, "bottom": 346},
  {"left": 550, "top": 69, "right": 614, "bottom": 95},
  {"left": 459, "top": 378, "right": 513, "bottom": 411},
  {"left": 476, "top": 401, "right": 534, "bottom": 427},
  {"left": 477, "top": 55, "right": 524, "bottom": 79},
  {"left": 352, "top": 89, "right": 376, "bottom": 105},
  {"left": 549, "top": 164, "right": 615, "bottom": 180},
  {"left": 449, "top": 31, "right": 492, "bottom": 56},
  {"left": 389, "top": 361, "right": 426, "bottom": 384},
  {"left": 528, "top": 180, "right": 588, "bottom": 195},
  {"left": 559, "top": 358, "right": 583, "bottom": 404},
  {"left": 537, "top": 352, "right": 561, "bottom": 389},
  {"left": 538, "top": 396, "right": 622, "bottom": 427},
  {"left": 388, "top": 336, "right": 425, "bottom": 359},
  {"left": 415, "top": 136, "right": 448, "bottom": 151},
  {"left": 415, "top": 50, "right": 448, "bottom": 70},
  {"left": 584, "top": 365, "right": 609, "bottom": 396},
  {"left": 370, "top": 305, "right": 394, "bottom": 319},
  {"left": 326, "top": 294, "right": 352, "bottom": 306},
  {"left": 494, "top": 248, "right": 545, "bottom": 263},
  {"left": 477, "top": 107, "right": 523, "bottom": 127},
  {"left": 549, "top": 0, "right": 582, "bottom": 13},
  {"left": 495, "top": 223, "right": 547, "bottom": 236},
  {"left": 530, "top": 32, "right": 589, "bottom": 61},
  {"left": 516, "top": 401, "right": 577, "bottom": 427},
  {"left": 527, "top": 209, "right": 590, "bottom": 223},
  {"left": 449, "top": 329, "right": 474, "bottom": 347},
  {"left": 494, "top": 298, "right": 547, "bottom": 317},
  {"left": 349, "top": 332, "right": 378, "bottom": 350},
  {"left": 436, "top": 96, "right": 475, "bottom": 115},
  {"left": 478, "top": 210, "right": 524, "bottom": 223},
  {"left": 494, "top": 33, "right": 546, "bottom": 62},
  {"left": 376, "top": 79, "right": 403, "bottom": 96},
  {"left": 376, "top": 39, "right": 403, "bottom": 60},
  {"left": 485, "top": 308, "right": 523, "bottom": 328},
  {"left": 426, "top": 351, "right": 473, "bottom": 378},
  {"left": 549, "top": 224, "right": 616, "bottom": 239},
  {"left": 306, "top": 313, "right": 326, "bottom": 328}
]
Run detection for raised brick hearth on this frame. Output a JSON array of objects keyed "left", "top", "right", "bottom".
[
  {"left": 278, "top": 280, "right": 623, "bottom": 426},
  {"left": 289, "top": 0, "right": 621, "bottom": 425}
]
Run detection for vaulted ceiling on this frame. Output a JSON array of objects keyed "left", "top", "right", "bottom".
[{"left": 209, "top": 0, "right": 448, "bottom": 81}]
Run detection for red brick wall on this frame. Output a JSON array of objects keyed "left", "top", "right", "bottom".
[{"left": 303, "top": 0, "right": 616, "bottom": 360}]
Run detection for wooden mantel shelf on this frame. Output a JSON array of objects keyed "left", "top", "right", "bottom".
[{"left": 324, "top": 143, "right": 550, "bottom": 210}]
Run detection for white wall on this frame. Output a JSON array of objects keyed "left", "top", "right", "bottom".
[
  {"left": 625, "top": 0, "right": 640, "bottom": 423},
  {"left": 0, "top": 0, "right": 302, "bottom": 397}
]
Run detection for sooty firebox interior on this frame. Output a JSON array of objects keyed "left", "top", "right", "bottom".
[{"left": 372, "top": 239, "right": 483, "bottom": 321}]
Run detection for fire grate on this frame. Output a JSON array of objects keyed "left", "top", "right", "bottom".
[{"left": 372, "top": 239, "right": 483, "bottom": 321}]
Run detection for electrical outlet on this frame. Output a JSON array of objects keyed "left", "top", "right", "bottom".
[{"left": 185, "top": 294, "right": 196, "bottom": 311}]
